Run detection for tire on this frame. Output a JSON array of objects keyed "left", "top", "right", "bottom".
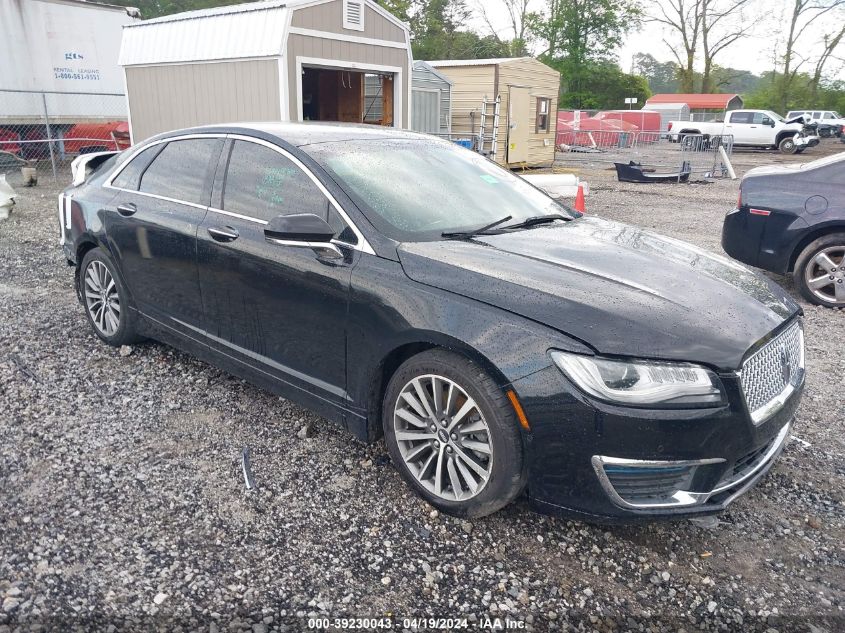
[
  {"left": 382, "top": 349, "right": 526, "bottom": 518},
  {"left": 79, "top": 247, "right": 143, "bottom": 345},
  {"left": 778, "top": 137, "right": 798, "bottom": 154},
  {"left": 795, "top": 147, "right": 806, "bottom": 154},
  {"left": 793, "top": 233, "right": 845, "bottom": 308}
]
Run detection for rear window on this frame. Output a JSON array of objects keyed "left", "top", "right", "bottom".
[
  {"left": 139, "top": 139, "right": 221, "bottom": 205},
  {"left": 111, "top": 145, "right": 161, "bottom": 191}
]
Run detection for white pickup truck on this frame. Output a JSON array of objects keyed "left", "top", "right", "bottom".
[{"left": 667, "top": 109, "right": 820, "bottom": 154}]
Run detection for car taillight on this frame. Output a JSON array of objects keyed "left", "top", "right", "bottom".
[{"left": 668, "top": 122, "right": 673, "bottom": 131}]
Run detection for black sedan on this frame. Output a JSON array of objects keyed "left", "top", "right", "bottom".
[
  {"left": 723, "top": 152, "right": 845, "bottom": 308},
  {"left": 59, "top": 123, "right": 804, "bottom": 522}
]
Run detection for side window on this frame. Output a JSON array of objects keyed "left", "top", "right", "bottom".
[
  {"left": 536, "top": 98, "right": 551, "bottom": 133},
  {"left": 751, "top": 112, "right": 764, "bottom": 125},
  {"left": 224, "top": 140, "right": 330, "bottom": 223},
  {"left": 812, "top": 111, "right": 822, "bottom": 119},
  {"left": 823, "top": 112, "right": 834, "bottom": 120},
  {"left": 761, "top": 115, "right": 773, "bottom": 125},
  {"left": 729, "top": 112, "right": 750, "bottom": 124},
  {"left": 139, "top": 139, "right": 220, "bottom": 205},
  {"left": 111, "top": 145, "right": 161, "bottom": 190}
]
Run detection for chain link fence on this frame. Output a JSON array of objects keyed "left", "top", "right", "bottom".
[
  {"left": 555, "top": 128, "right": 735, "bottom": 180},
  {"left": 0, "top": 89, "right": 129, "bottom": 185}
]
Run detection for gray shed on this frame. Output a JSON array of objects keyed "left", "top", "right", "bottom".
[
  {"left": 411, "top": 61, "right": 451, "bottom": 135},
  {"left": 118, "top": 0, "right": 412, "bottom": 143},
  {"left": 645, "top": 103, "right": 691, "bottom": 132}
]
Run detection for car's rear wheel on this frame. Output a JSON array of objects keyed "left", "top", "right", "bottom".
[
  {"left": 382, "top": 349, "right": 526, "bottom": 518},
  {"left": 778, "top": 137, "right": 797, "bottom": 153},
  {"left": 80, "top": 248, "right": 142, "bottom": 345},
  {"left": 794, "top": 234, "right": 845, "bottom": 308}
]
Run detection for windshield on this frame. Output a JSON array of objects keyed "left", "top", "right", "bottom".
[
  {"left": 767, "top": 111, "right": 786, "bottom": 122},
  {"left": 304, "top": 139, "right": 573, "bottom": 242},
  {"left": 832, "top": 112, "right": 842, "bottom": 119}
]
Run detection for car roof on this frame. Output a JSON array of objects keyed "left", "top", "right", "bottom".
[{"left": 149, "top": 122, "right": 434, "bottom": 147}]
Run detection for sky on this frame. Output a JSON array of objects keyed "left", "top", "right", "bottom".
[{"left": 465, "top": 0, "right": 829, "bottom": 77}]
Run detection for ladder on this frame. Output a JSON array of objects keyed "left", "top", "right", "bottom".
[{"left": 478, "top": 95, "right": 501, "bottom": 160}]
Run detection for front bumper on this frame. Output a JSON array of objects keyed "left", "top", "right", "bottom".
[
  {"left": 796, "top": 134, "right": 820, "bottom": 147},
  {"left": 512, "top": 363, "right": 802, "bottom": 523}
]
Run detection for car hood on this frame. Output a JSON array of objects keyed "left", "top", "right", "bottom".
[{"left": 397, "top": 217, "right": 800, "bottom": 371}]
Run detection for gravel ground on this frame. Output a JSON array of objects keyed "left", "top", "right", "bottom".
[{"left": 1, "top": 140, "right": 843, "bottom": 632}]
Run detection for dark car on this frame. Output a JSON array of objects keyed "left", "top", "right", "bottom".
[
  {"left": 723, "top": 152, "right": 845, "bottom": 308},
  {"left": 59, "top": 123, "right": 805, "bottom": 522}
]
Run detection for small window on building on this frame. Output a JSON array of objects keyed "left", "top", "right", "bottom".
[
  {"left": 536, "top": 98, "right": 551, "bottom": 133},
  {"left": 343, "top": 0, "right": 365, "bottom": 31}
]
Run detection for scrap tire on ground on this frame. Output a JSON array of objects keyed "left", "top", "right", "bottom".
[
  {"left": 778, "top": 137, "right": 798, "bottom": 154},
  {"left": 793, "top": 232, "right": 845, "bottom": 308},
  {"left": 382, "top": 349, "right": 527, "bottom": 519}
]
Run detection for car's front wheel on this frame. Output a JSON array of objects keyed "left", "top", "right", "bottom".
[
  {"left": 778, "top": 137, "right": 798, "bottom": 153},
  {"left": 80, "top": 247, "right": 142, "bottom": 345},
  {"left": 794, "top": 233, "right": 845, "bottom": 308},
  {"left": 383, "top": 350, "right": 526, "bottom": 518}
]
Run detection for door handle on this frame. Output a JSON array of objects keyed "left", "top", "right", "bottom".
[
  {"left": 116, "top": 203, "right": 136, "bottom": 217},
  {"left": 208, "top": 226, "right": 239, "bottom": 242}
]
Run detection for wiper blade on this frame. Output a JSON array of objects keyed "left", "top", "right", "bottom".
[
  {"left": 442, "top": 215, "right": 513, "bottom": 239},
  {"left": 502, "top": 213, "right": 570, "bottom": 230}
]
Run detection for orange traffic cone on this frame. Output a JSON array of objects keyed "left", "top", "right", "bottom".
[{"left": 574, "top": 183, "right": 586, "bottom": 214}]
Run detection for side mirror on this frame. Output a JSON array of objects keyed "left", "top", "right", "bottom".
[
  {"left": 769, "top": 121, "right": 776, "bottom": 127},
  {"left": 264, "top": 213, "right": 334, "bottom": 242},
  {"left": 264, "top": 213, "right": 342, "bottom": 260}
]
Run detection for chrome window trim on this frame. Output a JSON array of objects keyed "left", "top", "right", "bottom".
[
  {"left": 226, "top": 134, "right": 375, "bottom": 255},
  {"left": 104, "top": 132, "right": 375, "bottom": 255},
  {"left": 103, "top": 133, "right": 227, "bottom": 190}
]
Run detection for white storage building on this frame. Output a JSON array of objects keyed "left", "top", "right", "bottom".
[{"left": 119, "top": 0, "right": 413, "bottom": 143}]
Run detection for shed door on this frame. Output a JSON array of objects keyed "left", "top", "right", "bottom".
[
  {"left": 507, "top": 86, "right": 530, "bottom": 164},
  {"left": 412, "top": 89, "right": 440, "bottom": 134}
]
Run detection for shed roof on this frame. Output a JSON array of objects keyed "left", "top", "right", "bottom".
[
  {"left": 413, "top": 61, "right": 453, "bottom": 85},
  {"left": 643, "top": 102, "right": 688, "bottom": 109},
  {"left": 120, "top": 0, "right": 410, "bottom": 66},
  {"left": 427, "top": 57, "right": 531, "bottom": 67},
  {"left": 646, "top": 93, "right": 742, "bottom": 109}
]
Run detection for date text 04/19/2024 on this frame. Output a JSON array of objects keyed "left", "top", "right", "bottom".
[{"left": 307, "top": 617, "right": 527, "bottom": 630}]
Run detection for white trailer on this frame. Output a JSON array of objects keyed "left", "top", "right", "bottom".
[{"left": 0, "top": 0, "right": 136, "bottom": 124}]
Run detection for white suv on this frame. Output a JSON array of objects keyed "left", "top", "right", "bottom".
[{"left": 786, "top": 110, "right": 845, "bottom": 137}]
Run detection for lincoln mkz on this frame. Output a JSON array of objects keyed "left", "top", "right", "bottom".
[{"left": 59, "top": 124, "right": 805, "bottom": 522}]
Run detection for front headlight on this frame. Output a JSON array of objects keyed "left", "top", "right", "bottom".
[{"left": 550, "top": 351, "right": 725, "bottom": 407}]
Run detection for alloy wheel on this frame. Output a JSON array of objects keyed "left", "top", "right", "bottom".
[
  {"left": 84, "top": 260, "right": 121, "bottom": 337},
  {"left": 805, "top": 246, "right": 845, "bottom": 304},
  {"left": 393, "top": 374, "right": 493, "bottom": 501}
]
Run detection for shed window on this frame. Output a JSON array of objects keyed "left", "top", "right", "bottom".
[
  {"left": 536, "top": 98, "right": 551, "bottom": 133},
  {"left": 343, "top": 0, "right": 365, "bottom": 31}
]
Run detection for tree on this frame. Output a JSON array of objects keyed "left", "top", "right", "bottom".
[
  {"left": 475, "top": 0, "right": 534, "bottom": 56},
  {"left": 649, "top": 0, "right": 703, "bottom": 92},
  {"left": 526, "top": 0, "right": 640, "bottom": 106},
  {"left": 777, "top": 0, "right": 845, "bottom": 112},
  {"left": 409, "top": 0, "right": 512, "bottom": 59},
  {"left": 699, "top": 0, "right": 754, "bottom": 92},
  {"left": 809, "top": 25, "right": 845, "bottom": 103},
  {"left": 557, "top": 62, "right": 651, "bottom": 109},
  {"left": 633, "top": 52, "right": 681, "bottom": 92}
]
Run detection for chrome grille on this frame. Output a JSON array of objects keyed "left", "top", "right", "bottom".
[{"left": 740, "top": 320, "right": 804, "bottom": 423}]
